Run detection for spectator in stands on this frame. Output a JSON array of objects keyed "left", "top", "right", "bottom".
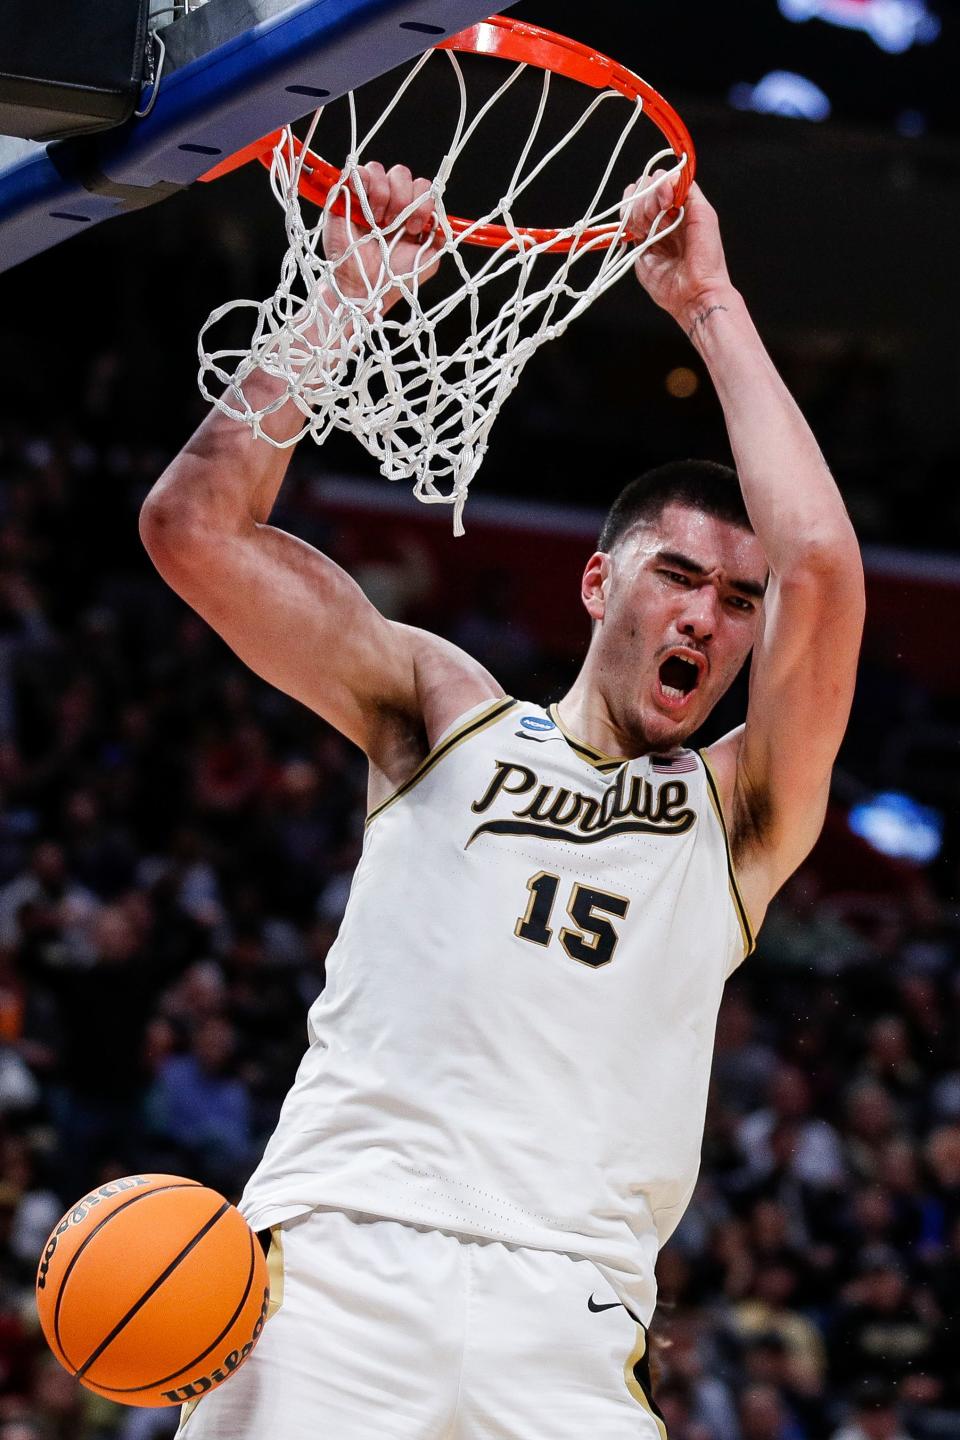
[
  {"left": 843, "top": 1082, "right": 899, "bottom": 1184},
  {"left": 742, "top": 1332, "right": 829, "bottom": 1440},
  {"left": 711, "top": 992, "right": 777, "bottom": 1117},
  {"left": 876, "top": 1139, "right": 933, "bottom": 1256},
  {"left": 863, "top": 1018, "right": 923, "bottom": 1118},
  {"left": 731, "top": 1257, "right": 826, "bottom": 1390},
  {"left": 146, "top": 1015, "right": 252, "bottom": 1191},
  {"left": 26, "top": 1351, "right": 90, "bottom": 1440},
  {"left": 0, "top": 843, "right": 99, "bottom": 968},
  {"left": 738, "top": 1382, "right": 802, "bottom": 1440},
  {"left": 830, "top": 1378, "right": 917, "bottom": 1440},
  {"left": 0, "top": 1137, "right": 60, "bottom": 1280},
  {"left": 924, "top": 1125, "right": 960, "bottom": 1242},
  {"left": 44, "top": 903, "right": 171, "bottom": 1192},
  {"left": 830, "top": 1248, "right": 938, "bottom": 1395},
  {"left": 654, "top": 1311, "right": 739, "bottom": 1438},
  {"left": 653, "top": 1377, "right": 713, "bottom": 1440},
  {"left": 737, "top": 1063, "right": 846, "bottom": 1195}
]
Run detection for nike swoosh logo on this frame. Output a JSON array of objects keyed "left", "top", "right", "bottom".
[{"left": 587, "top": 1295, "right": 623, "bottom": 1313}]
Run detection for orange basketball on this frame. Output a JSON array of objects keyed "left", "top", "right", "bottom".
[{"left": 35, "top": 1174, "right": 270, "bottom": 1407}]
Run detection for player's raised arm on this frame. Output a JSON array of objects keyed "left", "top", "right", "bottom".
[
  {"left": 140, "top": 163, "right": 500, "bottom": 771},
  {"left": 625, "top": 175, "right": 865, "bottom": 919}
]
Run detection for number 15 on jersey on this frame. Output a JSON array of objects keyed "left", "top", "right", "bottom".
[{"left": 514, "top": 871, "right": 630, "bottom": 968}]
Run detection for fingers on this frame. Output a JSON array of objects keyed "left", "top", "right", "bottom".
[
  {"left": 405, "top": 176, "right": 436, "bottom": 239},
  {"left": 622, "top": 168, "right": 680, "bottom": 238},
  {"left": 351, "top": 162, "right": 436, "bottom": 236},
  {"left": 387, "top": 163, "right": 414, "bottom": 221},
  {"left": 387, "top": 164, "right": 437, "bottom": 239},
  {"left": 352, "top": 162, "right": 390, "bottom": 224}
]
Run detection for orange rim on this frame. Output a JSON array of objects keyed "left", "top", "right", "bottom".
[{"left": 200, "top": 15, "right": 695, "bottom": 253}]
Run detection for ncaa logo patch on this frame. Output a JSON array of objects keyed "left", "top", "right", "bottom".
[{"left": 519, "top": 715, "right": 555, "bottom": 732}]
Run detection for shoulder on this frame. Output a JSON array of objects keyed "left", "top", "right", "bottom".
[
  {"left": 366, "top": 626, "right": 506, "bottom": 815},
  {"left": 406, "top": 626, "right": 506, "bottom": 743}
]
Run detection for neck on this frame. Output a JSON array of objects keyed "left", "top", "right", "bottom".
[{"left": 558, "top": 657, "right": 642, "bottom": 759}]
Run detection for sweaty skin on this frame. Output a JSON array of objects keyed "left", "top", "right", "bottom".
[{"left": 561, "top": 504, "right": 768, "bottom": 757}]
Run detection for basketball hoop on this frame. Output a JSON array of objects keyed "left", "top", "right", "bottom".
[{"left": 197, "top": 16, "right": 695, "bottom": 534}]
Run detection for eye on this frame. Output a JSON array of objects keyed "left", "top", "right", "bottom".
[
  {"left": 727, "top": 595, "right": 755, "bottom": 613},
  {"left": 660, "top": 569, "right": 690, "bottom": 587}
]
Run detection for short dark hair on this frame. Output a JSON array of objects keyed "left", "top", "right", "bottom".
[{"left": 597, "top": 460, "right": 752, "bottom": 553}]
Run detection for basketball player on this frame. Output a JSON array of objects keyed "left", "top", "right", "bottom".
[{"left": 140, "top": 164, "right": 864, "bottom": 1438}]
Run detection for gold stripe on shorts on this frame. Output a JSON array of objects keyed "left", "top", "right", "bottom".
[
  {"left": 624, "top": 1323, "right": 669, "bottom": 1440},
  {"left": 265, "top": 1226, "right": 284, "bottom": 1321}
]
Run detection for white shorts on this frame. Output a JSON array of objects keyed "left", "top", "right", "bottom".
[{"left": 177, "top": 1207, "right": 666, "bottom": 1440}]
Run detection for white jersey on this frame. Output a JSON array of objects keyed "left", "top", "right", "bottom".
[{"left": 240, "top": 697, "right": 754, "bottom": 1324}]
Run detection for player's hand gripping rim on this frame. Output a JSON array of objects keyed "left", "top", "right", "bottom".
[
  {"left": 622, "top": 171, "right": 734, "bottom": 331},
  {"left": 324, "top": 161, "right": 444, "bottom": 307}
]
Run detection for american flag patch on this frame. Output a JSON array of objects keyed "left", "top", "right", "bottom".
[{"left": 651, "top": 752, "right": 699, "bottom": 775}]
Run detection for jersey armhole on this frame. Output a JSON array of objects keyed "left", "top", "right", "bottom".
[
  {"left": 366, "top": 697, "right": 517, "bottom": 827},
  {"left": 697, "top": 748, "right": 756, "bottom": 964}
]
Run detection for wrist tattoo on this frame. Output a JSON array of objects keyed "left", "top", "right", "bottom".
[{"left": 687, "top": 304, "right": 729, "bottom": 340}]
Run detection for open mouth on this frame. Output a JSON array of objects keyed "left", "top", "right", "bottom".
[{"left": 655, "top": 652, "right": 704, "bottom": 709}]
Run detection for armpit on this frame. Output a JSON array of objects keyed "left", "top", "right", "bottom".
[{"left": 731, "top": 773, "right": 773, "bottom": 866}]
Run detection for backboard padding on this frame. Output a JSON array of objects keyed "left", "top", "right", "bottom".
[{"left": 0, "top": 0, "right": 515, "bottom": 273}]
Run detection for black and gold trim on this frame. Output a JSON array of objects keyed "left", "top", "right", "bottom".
[
  {"left": 624, "top": 1323, "right": 669, "bottom": 1440},
  {"left": 366, "top": 697, "right": 518, "bottom": 827},
  {"left": 466, "top": 815, "right": 694, "bottom": 847},
  {"left": 547, "top": 704, "right": 625, "bottom": 774},
  {"left": 698, "top": 749, "right": 756, "bottom": 959}
]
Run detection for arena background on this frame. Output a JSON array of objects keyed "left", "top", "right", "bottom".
[{"left": 0, "top": 2, "right": 958, "bottom": 1437}]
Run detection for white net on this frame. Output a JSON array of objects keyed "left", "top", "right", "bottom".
[{"left": 198, "top": 45, "right": 689, "bottom": 534}]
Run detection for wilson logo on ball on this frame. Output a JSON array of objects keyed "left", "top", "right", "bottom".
[
  {"left": 160, "top": 1287, "right": 271, "bottom": 1403},
  {"left": 35, "top": 1174, "right": 271, "bottom": 1408},
  {"left": 36, "top": 1177, "right": 152, "bottom": 1291}
]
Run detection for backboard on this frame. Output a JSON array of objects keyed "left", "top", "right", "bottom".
[{"left": 0, "top": 0, "right": 516, "bottom": 273}]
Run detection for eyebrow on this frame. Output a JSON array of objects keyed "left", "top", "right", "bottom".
[{"left": 654, "top": 549, "right": 768, "bottom": 600}]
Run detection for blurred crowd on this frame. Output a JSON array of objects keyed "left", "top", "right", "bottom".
[{"left": 0, "top": 417, "right": 956, "bottom": 1440}]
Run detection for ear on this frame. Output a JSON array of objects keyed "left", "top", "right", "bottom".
[{"left": 581, "top": 552, "right": 610, "bottom": 623}]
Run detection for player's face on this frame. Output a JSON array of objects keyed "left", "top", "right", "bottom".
[{"left": 586, "top": 503, "right": 768, "bottom": 749}]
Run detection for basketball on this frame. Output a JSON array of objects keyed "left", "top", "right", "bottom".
[{"left": 35, "top": 1174, "right": 270, "bottom": 1408}]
